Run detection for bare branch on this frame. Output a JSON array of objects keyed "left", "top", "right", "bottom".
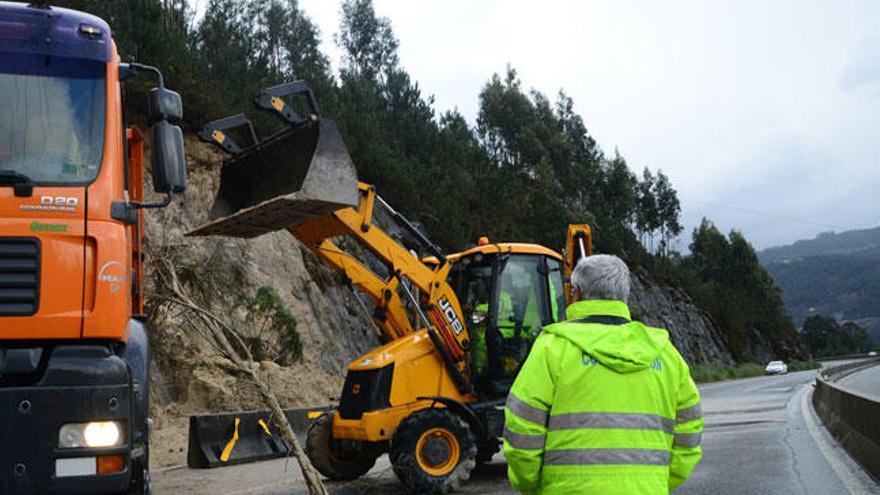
[{"left": 154, "top": 257, "right": 328, "bottom": 495}]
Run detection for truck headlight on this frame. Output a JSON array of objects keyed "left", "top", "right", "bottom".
[{"left": 59, "top": 421, "right": 122, "bottom": 448}]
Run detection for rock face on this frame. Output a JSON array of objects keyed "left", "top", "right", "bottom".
[
  {"left": 629, "top": 267, "right": 735, "bottom": 366},
  {"left": 144, "top": 137, "right": 378, "bottom": 416}
]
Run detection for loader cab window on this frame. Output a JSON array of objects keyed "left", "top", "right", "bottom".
[
  {"left": 493, "top": 256, "right": 547, "bottom": 340},
  {"left": 489, "top": 255, "right": 552, "bottom": 377},
  {"left": 448, "top": 254, "right": 495, "bottom": 378},
  {"left": 0, "top": 53, "right": 106, "bottom": 184},
  {"left": 450, "top": 253, "right": 560, "bottom": 383},
  {"left": 548, "top": 258, "right": 566, "bottom": 322}
]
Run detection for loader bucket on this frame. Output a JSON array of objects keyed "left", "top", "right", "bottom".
[{"left": 189, "top": 119, "right": 358, "bottom": 238}]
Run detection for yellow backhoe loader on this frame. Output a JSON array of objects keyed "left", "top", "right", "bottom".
[{"left": 192, "top": 81, "right": 592, "bottom": 493}]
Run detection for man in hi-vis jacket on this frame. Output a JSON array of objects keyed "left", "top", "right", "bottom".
[{"left": 504, "top": 254, "right": 702, "bottom": 494}]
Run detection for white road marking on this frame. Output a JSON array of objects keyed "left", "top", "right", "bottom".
[{"left": 800, "top": 386, "right": 874, "bottom": 495}]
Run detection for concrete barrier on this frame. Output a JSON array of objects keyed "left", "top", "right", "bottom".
[
  {"left": 812, "top": 359, "right": 880, "bottom": 482},
  {"left": 187, "top": 406, "right": 327, "bottom": 468}
]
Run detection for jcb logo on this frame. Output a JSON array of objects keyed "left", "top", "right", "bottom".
[
  {"left": 41, "top": 196, "right": 78, "bottom": 207},
  {"left": 438, "top": 297, "right": 464, "bottom": 335}
]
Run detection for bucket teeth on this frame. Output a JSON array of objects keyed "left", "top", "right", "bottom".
[{"left": 188, "top": 119, "right": 358, "bottom": 238}]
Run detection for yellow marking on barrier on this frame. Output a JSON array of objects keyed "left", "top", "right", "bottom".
[
  {"left": 271, "top": 97, "right": 285, "bottom": 112},
  {"left": 219, "top": 417, "right": 240, "bottom": 462},
  {"left": 258, "top": 418, "right": 272, "bottom": 436},
  {"left": 212, "top": 130, "right": 226, "bottom": 144},
  {"left": 307, "top": 411, "right": 322, "bottom": 419}
]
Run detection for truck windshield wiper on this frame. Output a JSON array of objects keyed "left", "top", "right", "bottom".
[{"left": 0, "top": 170, "right": 35, "bottom": 197}]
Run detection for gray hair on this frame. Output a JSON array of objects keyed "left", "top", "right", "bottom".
[{"left": 570, "top": 254, "right": 631, "bottom": 302}]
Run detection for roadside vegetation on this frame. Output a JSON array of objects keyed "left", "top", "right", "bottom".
[
  {"left": 788, "top": 360, "right": 822, "bottom": 372},
  {"left": 802, "top": 314, "right": 873, "bottom": 358},
  {"left": 691, "top": 360, "right": 820, "bottom": 383},
  {"left": 691, "top": 363, "right": 765, "bottom": 383}
]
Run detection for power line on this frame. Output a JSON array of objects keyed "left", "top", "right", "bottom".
[{"left": 681, "top": 198, "right": 870, "bottom": 231}]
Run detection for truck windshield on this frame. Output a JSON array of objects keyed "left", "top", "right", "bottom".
[{"left": 0, "top": 53, "right": 105, "bottom": 184}]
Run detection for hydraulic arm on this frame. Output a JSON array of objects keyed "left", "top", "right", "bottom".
[
  {"left": 289, "top": 182, "right": 474, "bottom": 392},
  {"left": 193, "top": 83, "right": 473, "bottom": 393}
]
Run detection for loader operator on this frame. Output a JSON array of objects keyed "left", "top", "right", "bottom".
[
  {"left": 503, "top": 254, "right": 703, "bottom": 494},
  {"left": 469, "top": 261, "right": 544, "bottom": 380},
  {"left": 493, "top": 265, "right": 541, "bottom": 376}
]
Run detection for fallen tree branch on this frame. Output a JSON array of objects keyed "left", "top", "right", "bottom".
[{"left": 156, "top": 257, "right": 329, "bottom": 495}]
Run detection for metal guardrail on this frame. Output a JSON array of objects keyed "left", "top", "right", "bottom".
[
  {"left": 815, "top": 352, "right": 880, "bottom": 363},
  {"left": 818, "top": 357, "right": 880, "bottom": 381},
  {"left": 812, "top": 358, "right": 880, "bottom": 482}
]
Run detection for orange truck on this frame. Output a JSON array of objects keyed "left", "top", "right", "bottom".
[{"left": 0, "top": 2, "right": 187, "bottom": 494}]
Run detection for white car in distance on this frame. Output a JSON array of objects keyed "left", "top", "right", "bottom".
[{"left": 765, "top": 360, "right": 788, "bottom": 375}]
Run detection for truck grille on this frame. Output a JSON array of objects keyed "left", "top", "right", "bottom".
[{"left": 0, "top": 239, "right": 40, "bottom": 316}]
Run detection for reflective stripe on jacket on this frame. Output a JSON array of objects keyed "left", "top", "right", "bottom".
[{"left": 503, "top": 299, "right": 703, "bottom": 494}]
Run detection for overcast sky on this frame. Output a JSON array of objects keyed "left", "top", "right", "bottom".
[{"left": 280, "top": 1, "right": 878, "bottom": 250}]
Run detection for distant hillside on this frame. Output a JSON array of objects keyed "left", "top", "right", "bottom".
[
  {"left": 760, "top": 227, "right": 880, "bottom": 343},
  {"left": 758, "top": 226, "right": 880, "bottom": 264}
]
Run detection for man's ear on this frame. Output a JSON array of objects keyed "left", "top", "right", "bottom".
[{"left": 571, "top": 286, "right": 580, "bottom": 301}]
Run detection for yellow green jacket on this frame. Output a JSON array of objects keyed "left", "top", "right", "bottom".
[{"left": 503, "top": 299, "right": 703, "bottom": 494}]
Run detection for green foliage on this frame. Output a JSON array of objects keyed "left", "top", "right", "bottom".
[
  {"left": 338, "top": 0, "right": 399, "bottom": 82},
  {"left": 248, "top": 286, "right": 302, "bottom": 362},
  {"left": 691, "top": 360, "right": 818, "bottom": 383},
  {"left": 634, "top": 168, "right": 680, "bottom": 256},
  {"left": 62, "top": 0, "right": 812, "bottom": 366},
  {"left": 681, "top": 219, "right": 805, "bottom": 361},
  {"left": 169, "top": 243, "right": 249, "bottom": 310},
  {"left": 802, "top": 315, "right": 872, "bottom": 357},
  {"left": 690, "top": 363, "right": 765, "bottom": 383},
  {"left": 788, "top": 360, "right": 821, "bottom": 372}
]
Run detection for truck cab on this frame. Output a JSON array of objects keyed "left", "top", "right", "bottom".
[{"left": 0, "top": 3, "right": 186, "bottom": 494}]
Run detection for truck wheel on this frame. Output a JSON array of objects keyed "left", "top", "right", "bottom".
[
  {"left": 125, "top": 444, "right": 150, "bottom": 495},
  {"left": 125, "top": 468, "right": 149, "bottom": 495},
  {"left": 390, "top": 409, "right": 476, "bottom": 494},
  {"left": 306, "top": 412, "right": 379, "bottom": 480}
]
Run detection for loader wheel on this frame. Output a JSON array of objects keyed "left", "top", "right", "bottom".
[
  {"left": 476, "top": 439, "right": 500, "bottom": 466},
  {"left": 306, "top": 412, "right": 380, "bottom": 480},
  {"left": 390, "top": 409, "right": 476, "bottom": 494}
]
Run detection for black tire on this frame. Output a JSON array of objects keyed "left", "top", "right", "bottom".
[
  {"left": 125, "top": 466, "right": 149, "bottom": 495},
  {"left": 476, "top": 439, "right": 500, "bottom": 466},
  {"left": 125, "top": 447, "right": 150, "bottom": 495},
  {"left": 306, "top": 412, "right": 380, "bottom": 480},
  {"left": 390, "top": 409, "right": 477, "bottom": 494}
]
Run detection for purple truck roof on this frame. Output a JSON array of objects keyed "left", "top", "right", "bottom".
[{"left": 0, "top": 1, "right": 112, "bottom": 62}]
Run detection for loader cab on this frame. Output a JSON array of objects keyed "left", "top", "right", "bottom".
[{"left": 447, "top": 243, "right": 566, "bottom": 395}]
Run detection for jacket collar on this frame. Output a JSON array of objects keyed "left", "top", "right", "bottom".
[{"left": 565, "top": 299, "right": 632, "bottom": 321}]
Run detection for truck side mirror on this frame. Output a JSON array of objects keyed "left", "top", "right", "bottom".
[
  {"left": 117, "top": 62, "right": 188, "bottom": 213},
  {"left": 149, "top": 87, "right": 183, "bottom": 122},
  {"left": 151, "top": 121, "right": 187, "bottom": 194}
]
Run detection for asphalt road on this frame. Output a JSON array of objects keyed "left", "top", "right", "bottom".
[
  {"left": 837, "top": 362, "right": 880, "bottom": 401},
  {"left": 152, "top": 366, "right": 878, "bottom": 494}
]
